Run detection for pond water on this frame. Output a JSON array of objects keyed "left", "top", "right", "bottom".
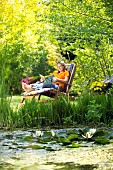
[{"left": 0, "top": 128, "right": 113, "bottom": 170}]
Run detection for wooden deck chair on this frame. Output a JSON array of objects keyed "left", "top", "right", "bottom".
[{"left": 19, "top": 63, "right": 76, "bottom": 106}]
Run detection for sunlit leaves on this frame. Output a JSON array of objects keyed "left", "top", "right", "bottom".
[{"left": 1, "top": 0, "right": 113, "bottom": 94}]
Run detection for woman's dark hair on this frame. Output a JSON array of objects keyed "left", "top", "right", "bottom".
[{"left": 57, "top": 61, "right": 66, "bottom": 73}]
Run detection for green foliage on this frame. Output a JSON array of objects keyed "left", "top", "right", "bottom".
[
  {"left": 72, "top": 92, "right": 113, "bottom": 125},
  {"left": 1, "top": 0, "right": 113, "bottom": 129},
  {"left": 85, "top": 100, "right": 102, "bottom": 123},
  {"left": 46, "top": 0, "right": 113, "bottom": 93},
  {"left": 1, "top": 0, "right": 113, "bottom": 94},
  {"left": 62, "top": 115, "right": 73, "bottom": 126}
]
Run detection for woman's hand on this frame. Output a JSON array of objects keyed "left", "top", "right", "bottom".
[
  {"left": 39, "top": 74, "right": 45, "bottom": 82},
  {"left": 40, "top": 77, "right": 45, "bottom": 82},
  {"left": 53, "top": 76, "right": 69, "bottom": 84},
  {"left": 52, "top": 77, "right": 57, "bottom": 82}
]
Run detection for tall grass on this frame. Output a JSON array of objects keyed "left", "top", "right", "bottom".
[
  {"left": 0, "top": 47, "right": 14, "bottom": 128},
  {"left": 10, "top": 90, "right": 113, "bottom": 129},
  {"left": 15, "top": 95, "right": 74, "bottom": 128},
  {"left": 1, "top": 89, "right": 113, "bottom": 129}
]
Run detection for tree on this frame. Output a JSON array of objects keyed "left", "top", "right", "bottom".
[{"left": 1, "top": 0, "right": 113, "bottom": 94}]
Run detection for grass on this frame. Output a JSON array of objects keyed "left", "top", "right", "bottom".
[
  {"left": 10, "top": 95, "right": 22, "bottom": 109},
  {"left": 2, "top": 91, "right": 113, "bottom": 129},
  {"left": 10, "top": 95, "right": 51, "bottom": 109},
  {"left": 7, "top": 94, "right": 75, "bottom": 129}
]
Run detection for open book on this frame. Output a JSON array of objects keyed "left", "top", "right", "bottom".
[
  {"left": 39, "top": 74, "right": 45, "bottom": 81},
  {"left": 39, "top": 74, "right": 54, "bottom": 84}
]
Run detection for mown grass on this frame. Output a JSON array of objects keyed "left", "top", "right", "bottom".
[
  {"left": 10, "top": 95, "right": 50, "bottom": 109},
  {"left": 10, "top": 95, "right": 22, "bottom": 109}
]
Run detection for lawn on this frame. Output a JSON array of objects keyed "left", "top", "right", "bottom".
[{"left": 10, "top": 95, "right": 51, "bottom": 109}]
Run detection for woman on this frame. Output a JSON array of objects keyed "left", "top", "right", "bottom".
[{"left": 22, "top": 62, "right": 69, "bottom": 92}]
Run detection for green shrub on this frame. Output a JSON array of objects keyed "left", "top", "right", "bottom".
[{"left": 72, "top": 91, "right": 113, "bottom": 125}]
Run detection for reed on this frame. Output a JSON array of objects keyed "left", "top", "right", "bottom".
[
  {"left": 0, "top": 46, "right": 14, "bottom": 128},
  {"left": 16, "top": 95, "right": 73, "bottom": 128},
  {"left": 1, "top": 91, "right": 113, "bottom": 129}
]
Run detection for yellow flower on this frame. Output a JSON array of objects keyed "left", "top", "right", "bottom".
[
  {"left": 96, "top": 82, "right": 103, "bottom": 87},
  {"left": 103, "top": 83, "right": 107, "bottom": 87},
  {"left": 90, "top": 81, "right": 97, "bottom": 89},
  {"left": 94, "top": 87, "right": 102, "bottom": 91}
]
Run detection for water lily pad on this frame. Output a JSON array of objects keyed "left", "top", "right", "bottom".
[
  {"left": 43, "top": 131, "right": 52, "bottom": 138},
  {"left": 67, "top": 143, "right": 81, "bottom": 148},
  {"left": 31, "top": 145, "right": 44, "bottom": 149},
  {"left": 39, "top": 138, "right": 51, "bottom": 144},
  {"left": 60, "top": 137, "right": 71, "bottom": 145},
  {"left": 12, "top": 142, "right": 18, "bottom": 145},
  {"left": 45, "top": 147, "right": 56, "bottom": 151},
  {"left": 94, "top": 137, "right": 110, "bottom": 145},
  {"left": 52, "top": 137, "right": 60, "bottom": 142},
  {"left": 77, "top": 136, "right": 85, "bottom": 141},
  {"left": 24, "top": 135, "right": 33, "bottom": 141},
  {"left": 67, "top": 134, "right": 79, "bottom": 141},
  {"left": 18, "top": 144, "right": 44, "bottom": 149},
  {"left": 18, "top": 145, "right": 29, "bottom": 149}
]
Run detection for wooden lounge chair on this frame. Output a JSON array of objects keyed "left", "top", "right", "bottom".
[{"left": 19, "top": 63, "right": 76, "bottom": 106}]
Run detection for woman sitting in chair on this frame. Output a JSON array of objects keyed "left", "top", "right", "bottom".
[{"left": 22, "top": 61, "right": 69, "bottom": 93}]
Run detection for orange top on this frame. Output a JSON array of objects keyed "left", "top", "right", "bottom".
[{"left": 53, "top": 71, "right": 69, "bottom": 89}]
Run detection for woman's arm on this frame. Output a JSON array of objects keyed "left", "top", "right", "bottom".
[{"left": 53, "top": 76, "right": 69, "bottom": 84}]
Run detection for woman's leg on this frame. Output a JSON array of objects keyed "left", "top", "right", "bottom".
[
  {"left": 22, "top": 82, "right": 44, "bottom": 92},
  {"left": 22, "top": 82, "right": 35, "bottom": 92},
  {"left": 43, "top": 83, "right": 59, "bottom": 90},
  {"left": 31, "top": 82, "right": 44, "bottom": 90}
]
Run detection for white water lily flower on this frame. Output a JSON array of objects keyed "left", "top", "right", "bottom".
[
  {"left": 36, "top": 130, "right": 44, "bottom": 137},
  {"left": 51, "top": 130, "right": 55, "bottom": 137},
  {"left": 86, "top": 132, "right": 93, "bottom": 139},
  {"left": 82, "top": 132, "right": 93, "bottom": 139},
  {"left": 82, "top": 128, "right": 96, "bottom": 139},
  {"left": 89, "top": 128, "right": 96, "bottom": 135}
]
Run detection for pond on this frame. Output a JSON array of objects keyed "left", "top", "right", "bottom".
[{"left": 0, "top": 127, "right": 113, "bottom": 170}]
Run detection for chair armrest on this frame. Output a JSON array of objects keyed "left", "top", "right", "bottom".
[{"left": 63, "top": 82, "right": 72, "bottom": 86}]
